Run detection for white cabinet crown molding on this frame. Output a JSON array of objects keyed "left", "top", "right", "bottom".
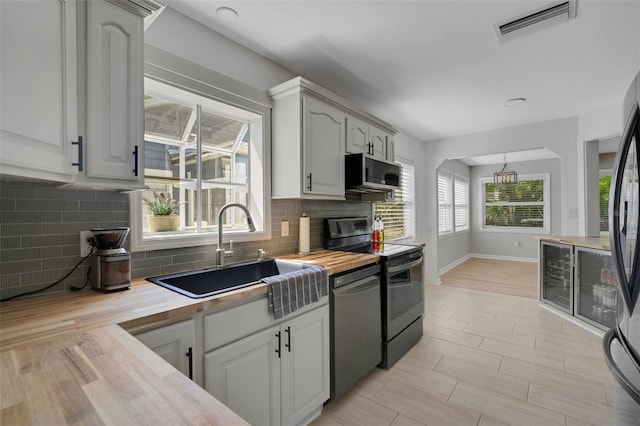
[{"left": 268, "top": 76, "right": 398, "bottom": 136}]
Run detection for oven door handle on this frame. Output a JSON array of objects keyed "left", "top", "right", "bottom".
[{"left": 387, "top": 256, "right": 423, "bottom": 274}]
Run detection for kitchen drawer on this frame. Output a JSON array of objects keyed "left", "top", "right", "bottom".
[{"left": 203, "top": 295, "right": 328, "bottom": 353}]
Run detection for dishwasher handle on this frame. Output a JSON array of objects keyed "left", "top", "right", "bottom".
[{"left": 332, "top": 275, "right": 380, "bottom": 296}]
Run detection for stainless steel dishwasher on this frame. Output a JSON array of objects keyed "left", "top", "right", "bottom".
[{"left": 330, "top": 263, "right": 381, "bottom": 399}]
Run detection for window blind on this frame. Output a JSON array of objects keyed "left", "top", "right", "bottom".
[
  {"left": 482, "top": 177, "right": 547, "bottom": 229},
  {"left": 438, "top": 171, "right": 453, "bottom": 235},
  {"left": 374, "top": 159, "right": 414, "bottom": 240},
  {"left": 599, "top": 175, "right": 611, "bottom": 232},
  {"left": 454, "top": 176, "right": 469, "bottom": 232}
]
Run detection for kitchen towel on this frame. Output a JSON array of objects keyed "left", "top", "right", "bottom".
[{"left": 265, "top": 265, "right": 327, "bottom": 319}]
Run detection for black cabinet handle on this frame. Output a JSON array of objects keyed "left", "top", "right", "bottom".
[
  {"left": 72, "top": 136, "right": 84, "bottom": 172},
  {"left": 275, "top": 331, "right": 281, "bottom": 358},
  {"left": 285, "top": 326, "right": 291, "bottom": 352},
  {"left": 133, "top": 145, "right": 139, "bottom": 176},
  {"left": 307, "top": 173, "right": 312, "bottom": 191},
  {"left": 186, "top": 347, "right": 193, "bottom": 380}
]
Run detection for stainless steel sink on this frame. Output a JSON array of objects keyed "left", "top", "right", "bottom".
[{"left": 146, "top": 259, "right": 303, "bottom": 298}]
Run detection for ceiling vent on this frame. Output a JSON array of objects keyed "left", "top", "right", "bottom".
[{"left": 495, "top": 0, "right": 577, "bottom": 43}]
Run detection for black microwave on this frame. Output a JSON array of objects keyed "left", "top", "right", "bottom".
[{"left": 345, "top": 153, "right": 401, "bottom": 193}]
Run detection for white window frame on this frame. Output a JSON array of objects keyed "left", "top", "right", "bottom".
[
  {"left": 454, "top": 174, "right": 469, "bottom": 233},
  {"left": 438, "top": 169, "right": 470, "bottom": 238},
  {"left": 479, "top": 173, "right": 550, "bottom": 234},
  {"left": 129, "top": 58, "right": 272, "bottom": 252}
]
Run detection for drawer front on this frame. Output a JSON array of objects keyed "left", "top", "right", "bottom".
[
  {"left": 203, "top": 296, "right": 328, "bottom": 353},
  {"left": 204, "top": 297, "right": 273, "bottom": 353}
]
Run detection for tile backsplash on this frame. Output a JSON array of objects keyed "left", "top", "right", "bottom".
[{"left": 0, "top": 180, "right": 370, "bottom": 300}]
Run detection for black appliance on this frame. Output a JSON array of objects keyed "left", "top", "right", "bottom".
[
  {"left": 606, "top": 69, "right": 640, "bottom": 425},
  {"left": 345, "top": 153, "right": 401, "bottom": 193},
  {"left": 330, "top": 263, "right": 381, "bottom": 399},
  {"left": 325, "top": 217, "right": 424, "bottom": 371}
]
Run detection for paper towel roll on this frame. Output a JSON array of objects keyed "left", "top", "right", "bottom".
[{"left": 299, "top": 214, "right": 310, "bottom": 254}]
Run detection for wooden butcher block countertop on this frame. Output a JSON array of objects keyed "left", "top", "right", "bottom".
[
  {"left": 0, "top": 249, "right": 379, "bottom": 425},
  {"left": 538, "top": 236, "right": 611, "bottom": 251}
]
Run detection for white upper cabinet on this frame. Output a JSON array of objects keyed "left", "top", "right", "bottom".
[
  {"left": 302, "top": 96, "right": 346, "bottom": 198},
  {"left": 0, "top": 0, "right": 153, "bottom": 189},
  {"left": 269, "top": 77, "right": 397, "bottom": 200},
  {"left": 78, "top": 0, "right": 145, "bottom": 189},
  {"left": 346, "top": 115, "right": 389, "bottom": 161},
  {"left": 0, "top": 0, "right": 78, "bottom": 182},
  {"left": 269, "top": 80, "right": 346, "bottom": 200}
]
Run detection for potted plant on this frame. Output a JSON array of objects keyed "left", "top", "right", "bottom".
[{"left": 144, "top": 191, "right": 179, "bottom": 232}]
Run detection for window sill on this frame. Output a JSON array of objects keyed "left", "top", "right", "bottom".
[{"left": 130, "top": 229, "right": 272, "bottom": 252}]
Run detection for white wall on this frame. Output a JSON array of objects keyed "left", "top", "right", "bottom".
[
  {"left": 423, "top": 118, "right": 579, "bottom": 284},
  {"left": 437, "top": 159, "right": 470, "bottom": 272},
  {"left": 469, "top": 158, "right": 561, "bottom": 260}
]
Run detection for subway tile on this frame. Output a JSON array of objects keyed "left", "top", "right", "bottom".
[
  {"left": 0, "top": 260, "right": 42, "bottom": 275},
  {"left": 1, "top": 236, "right": 21, "bottom": 249}
]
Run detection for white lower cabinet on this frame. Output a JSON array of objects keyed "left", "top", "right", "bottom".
[
  {"left": 134, "top": 318, "right": 196, "bottom": 382},
  {"left": 204, "top": 303, "right": 330, "bottom": 426}
]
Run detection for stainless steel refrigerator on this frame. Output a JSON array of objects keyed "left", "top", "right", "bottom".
[{"left": 607, "top": 69, "right": 640, "bottom": 426}]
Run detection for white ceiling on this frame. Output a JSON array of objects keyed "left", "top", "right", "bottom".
[{"left": 163, "top": 0, "right": 640, "bottom": 142}]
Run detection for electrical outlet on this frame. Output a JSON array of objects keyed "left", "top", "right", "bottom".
[
  {"left": 281, "top": 220, "right": 290, "bottom": 237},
  {"left": 80, "top": 231, "right": 93, "bottom": 257}
]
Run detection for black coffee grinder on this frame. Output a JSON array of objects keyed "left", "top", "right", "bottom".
[{"left": 89, "top": 227, "right": 131, "bottom": 292}]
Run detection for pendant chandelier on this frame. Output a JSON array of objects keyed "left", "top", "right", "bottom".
[{"left": 494, "top": 153, "right": 518, "bottom": 186}]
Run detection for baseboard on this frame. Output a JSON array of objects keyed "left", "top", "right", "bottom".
[
  {"left": 468, "top": 253, "right": 537, "bottom": 263},
  {"left": 438, "top": 254, "right": 472, "bottom": 276},
  {"left": 438, "top": 253, "right": 537, "bottom": 278}
]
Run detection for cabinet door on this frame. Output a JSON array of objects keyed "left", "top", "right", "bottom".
[
  {"left": 575, "top": 248, "right": 618, "bottom": 330},
  {"left": 0, "top": 0, "right": 77, "bottom": 182},
  {"left": 346, "top": 116, "right": 369, "bottom": 155},
  {"left": 540, "top": 242, "right": 573, "bottom": 314},
  {"left": 281, "top": 305, "right": 330, "bottom": 426},
  {"left": 368, "top": 126, "right": 387, "bottom": 160},
  {"left": 302, "top": 95, "right": 345, "bottom": 197},
  {"left": 386, "top": 135, "right": 396, "bottom": 163},
  {"left": 135, "top": 319, "right": 196, "bottom": 380},
  {"left": 204, "top": 325, "right": 281, "bottom": 426},
  {"left": 86, "top": 0, "right": 143, "bottom": 183}
]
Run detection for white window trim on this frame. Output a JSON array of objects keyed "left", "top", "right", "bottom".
[
  {"left": 479, "top": 173, "right": 550, "bottom": 234},
  {"left": 129, "top": 52, "right": 272, "bottom": 252}
]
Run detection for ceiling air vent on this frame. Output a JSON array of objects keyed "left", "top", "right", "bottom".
[{"left": 495, "top": 0, "right": 577, "bottom": 43}]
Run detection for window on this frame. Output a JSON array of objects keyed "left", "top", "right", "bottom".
[
  {"left": 600, "top": 173, "right": 612, "bottom": 233},
  {"left": 129, "top": 72, "right": 270, "bottom": 251},
  {"left": 437, "top": 170, "right": 453, "bottom": 235},
  {"left": 438, "top": 170, "right": 469, "bottom": 236},
  {"left": 480, "top": 174, "right": 550, "bottom": 233},
  {"left": 454, "top": 176, "right": 469, "bottom": 232},
  {"left": 373, "top": 158, "right": 414, "bottom": 240}
]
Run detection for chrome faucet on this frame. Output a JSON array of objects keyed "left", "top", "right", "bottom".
[{"left": 216, "top": 203, "right": 256, "bottom": 266}]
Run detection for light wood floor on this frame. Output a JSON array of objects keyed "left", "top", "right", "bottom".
[
  {"left": 311, "top": 261, "right": 614, "bottom": 426},
  {"left": 440, "top": 257, "right": 539, "bottom": 299}
]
